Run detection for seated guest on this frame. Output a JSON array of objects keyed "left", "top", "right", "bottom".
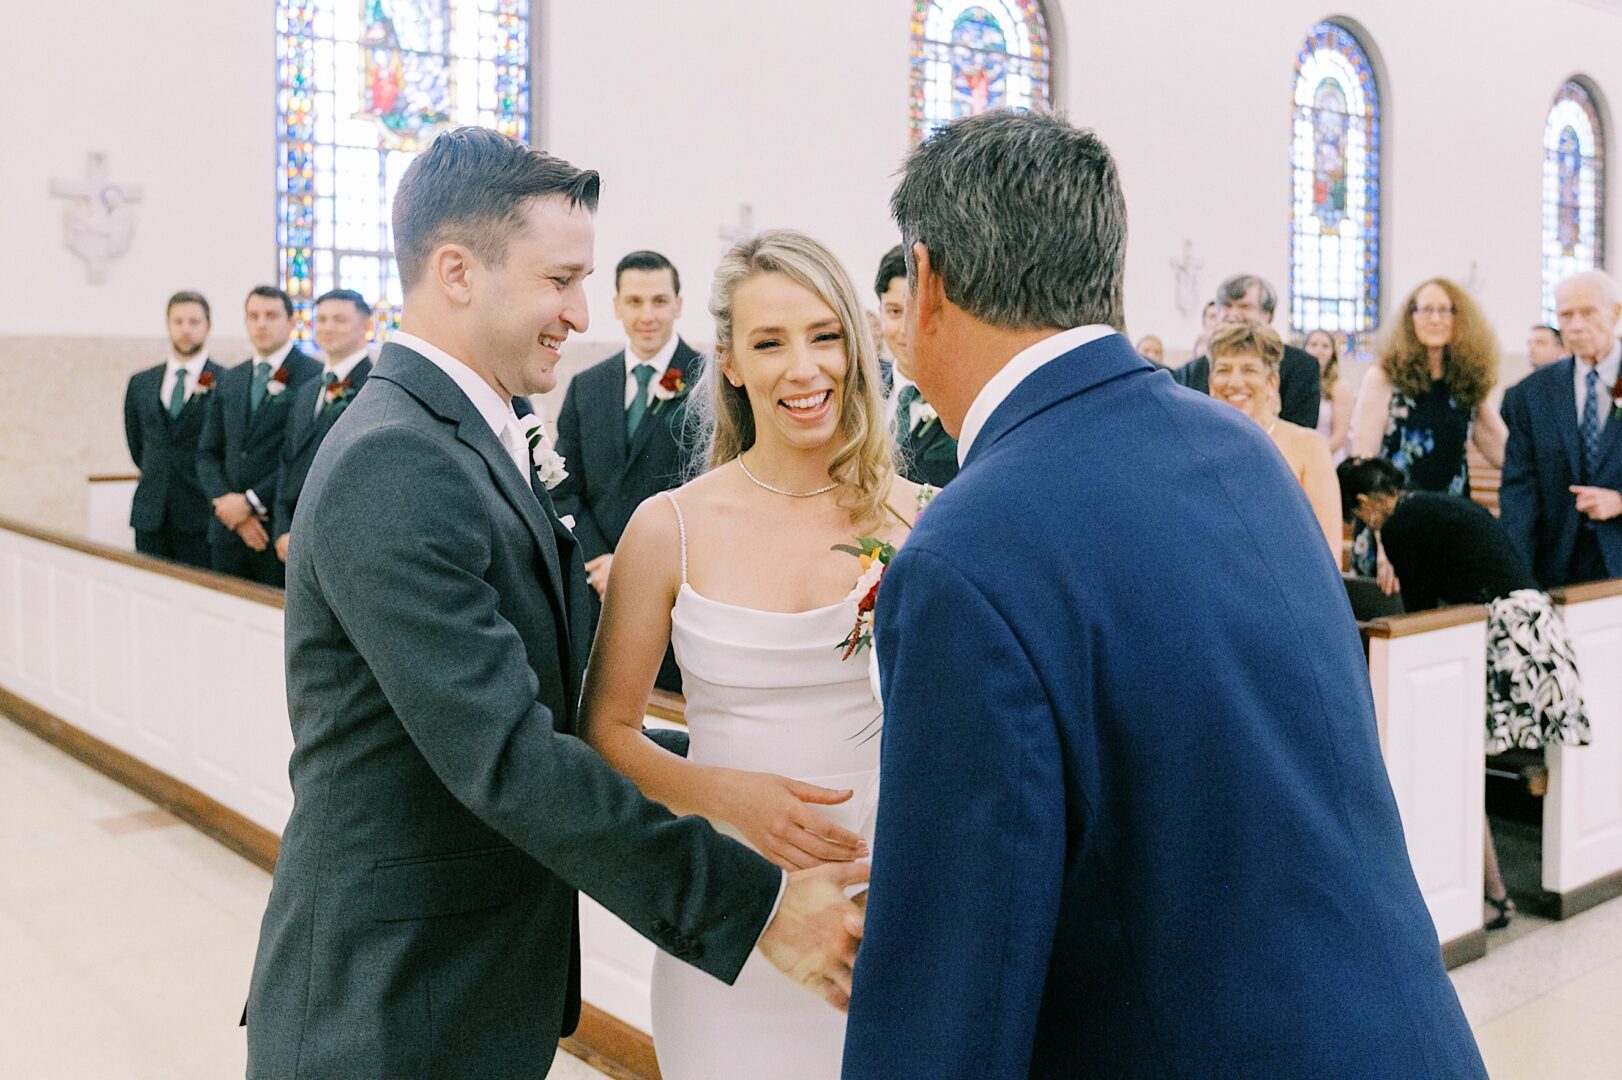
[
  {"left": 1208, "top": 322, "right": 1341, "bottom": 560},
  {"left": 1502, "top": 270, "right": 1622, "bottom": 586},
  {"left": 272, "top": 289, "right": 374, "bottom": 564},
  {"left": 123, "top": 291, "right": 226, "bottom": 569},
  {"left": 196, "top": 286, "right": 321, "bottom": 586},
  {"left": 876, "top": 243, "right": 958, "bottom": 487},
  {"left": 1340, "top": 455, "right": 1591, "bottom": 929},
  {"left": 1350, "top": 277, "right": 1506, "bottom": 586},
  {"left": 1526, "top": 323, "right": 1563, "bottom": 371},
  {"left": 551, "top": 250, "right": 698, "bottom": 692},
  {"left": 1302, "top": 329, "right": 1354, "bottom": 461},
  {"left": 1174, "top": 274, "right": 1321, "bottom": 427},
  {"left": 1134, "top": 334, "right": 1166, "bottom": 367}
]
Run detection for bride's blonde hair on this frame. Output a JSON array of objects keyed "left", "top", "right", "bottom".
[{"left": 691, "top": 229, "right": 895, "bottom": 530}]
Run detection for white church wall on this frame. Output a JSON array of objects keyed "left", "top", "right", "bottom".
[{"left": 5, "top": 0, "right": 1622, "bottom": 530}]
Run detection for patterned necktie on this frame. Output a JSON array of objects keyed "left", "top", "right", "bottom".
[
  {"left": 895, "top": 383, "right": 921, "bottom": 435},
  {"left": 626, "top": 364, "right": 655, "bottom": 441},
  {"left": 1582, "top": 366, "right": 1603, "bottom": 479},
  {"left": 250, "top": 362, "right": 272, "bottom": 414},
  {"left": 167, "top": 368, "right": 188, "bottom": 419},
  {"left": 318, "top": 370, "right": 338, "bottom": 414}
]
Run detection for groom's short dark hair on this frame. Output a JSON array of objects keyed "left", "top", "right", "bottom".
[
  {"left": 393, "top": 126, "right": 600, "bottom": 293},
  {"left": 890, "top": 110, "right": 1126, "bottom": 332}
]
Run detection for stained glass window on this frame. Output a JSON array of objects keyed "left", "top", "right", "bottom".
[
  {"left": 909, "top": 0, "right": 1051, "bottom": 143},
  {"left": 276, "top": 0, "right": 530, "bottom": 341},
  {"left": 1542, "top": 79, "right": 1606, "bottom": 322},
  {"left": 1289, "top": 20, "right": 1381, "bottom": 360}
]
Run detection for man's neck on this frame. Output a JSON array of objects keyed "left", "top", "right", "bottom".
[
  {"left": 940, "top": 324, "right": 1066, "bottom": 431},
  {"left": 628, "top": 336, "right": 672, "bottom": 364}
]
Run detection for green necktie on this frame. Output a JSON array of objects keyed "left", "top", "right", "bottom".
[
  {"left": 318, "top": 370, "right": 338, "bottom": 413},
  {"left": 626, "top": 364, "right": 655, "bottom": 441},
  {"left": 167, "top": 369, "right": 188, "bottom": 419},
  {"left": 249, "top": 362, "right": 272, "bottom": 414},
  {"left": 895, "top": 383, "right": 921, "bottom": 435}
]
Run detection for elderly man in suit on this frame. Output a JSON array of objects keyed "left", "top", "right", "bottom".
[
  {"left": 1501, "top": 269, "right": 1622, "bottom": 586},
  {"left": 1173, "top": 273, "right": 1321, "bottom": 428},
  {"left": 196, "top": 286, "right": 320, "bottom": 585},
  {"left": 844, "top": 110, "right": 1484, "bottom": 1079},
  {"left": 551, "top": 250, "right": 700, "bottom": 691},
  {"left": 245, "top": 128, "right": 864, "bottom": 1079},
  {"left": 123, "top": 291, "right": 226, "bottom": 570}
]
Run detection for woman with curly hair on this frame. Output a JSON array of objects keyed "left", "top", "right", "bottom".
[{"left": 1350, "top": 278, "right": 1509, "bottom": 581}]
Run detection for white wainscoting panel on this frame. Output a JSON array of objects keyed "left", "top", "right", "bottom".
[
  {"left": 1546, "top": 594, "right": 1622, "bottom": 897},
  {"left": 1367, "top": 620, "right": 1487, "bottom": 948}
]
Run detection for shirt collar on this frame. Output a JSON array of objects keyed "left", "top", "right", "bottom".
[
  {"left": 390, "top": 330, "right": 510, "bottom": 437},
  {"left": 1576, "top": 339, "right": 1622, "bottom": 385},
  {"left": 254, "top": 340, "right": 297, "bottom": 369},
  {"left": 168, "top": 352, "right": 207, "bottom": 376},
  {"left": 956, "top": 325, "right": 1118, "bottom": 465},
  {"left": 625, "top": 334, "right": 681, "bottom": 380},
  {"left": 324, "top": 348, "right": 370, "bottom": 383}
]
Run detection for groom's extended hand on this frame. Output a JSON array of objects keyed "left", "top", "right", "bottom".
[{"left": 757, "top": 861, "right": 870, "bottom": 1011}]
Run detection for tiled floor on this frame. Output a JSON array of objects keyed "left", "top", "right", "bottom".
[{"left": 3, "top": 712, "right": 1621, "bottom": 1078}]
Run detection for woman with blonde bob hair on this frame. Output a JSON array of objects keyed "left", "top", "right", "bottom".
[
  {"left": 579, "top": 229, "right": 926, "bottom": 1078},
  {"left": 1350, "top": 277, "right": 1508, "bottom": 582}
]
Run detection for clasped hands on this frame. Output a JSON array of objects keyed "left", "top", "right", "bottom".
[
  {"left": 212, "top": 493, "right": 269, "bottom": 552},
  {"left": 721, "top": 769, "right": 871, "bottom": 1011},
  {"left": 1570, "top": 485, "right": 1622, "bottom": 523}
]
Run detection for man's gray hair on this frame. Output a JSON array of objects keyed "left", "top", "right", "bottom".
[
  {"left": 890, "top": 110, "right": 1126, "bottom": 331},
  {"left": 1216, "top": 274, "right": 1278, "bottom": 317},
  {"left": 1557, "top": 268, "right": 1621, "bottom": 308}
]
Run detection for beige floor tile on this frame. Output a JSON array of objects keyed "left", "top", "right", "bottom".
[
  {"left": 0, "top": 762, "right": 81, "bottom": 837},
  {"left": 2, "top": 740, "right": 157, "bottom": 820},
  {"left": 0, "top": 831, "right": 157, "bottom": 905},
  {"left": 548, "top": 1050, "right": 614, "bottom": 1079},
  {"left": 1473, "top": 992, "right": 1622, "bottom": 1079},
  {"left": 1547, "top": 958, "right": 1622, "bottom": 1009},
  {"left": 0, "top": 903, "right": 68, "bottom": 986},
  {"left": 119, "top": 820, "right": 272, "bottom": 928},
  {"left": 0, "top": 969, "right": 158, "bottom": 1080}
]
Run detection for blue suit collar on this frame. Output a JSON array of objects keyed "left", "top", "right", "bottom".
[{"left": 962, "top": 334, "right": 1152, "bottom": 469}]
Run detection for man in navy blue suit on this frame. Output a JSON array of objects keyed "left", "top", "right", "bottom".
[
  {"left": 843, "top": 110, "right": 1485, "bottom": 1079},
  {"left": 1501, "top": 269, "right": 1622, "bottom": 587}
]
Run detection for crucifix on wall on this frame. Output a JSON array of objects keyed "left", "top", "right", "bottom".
[
  {"left": 49, "top": 152, "right": 144, "bottom": 284},
  {"left": 1170, "top": 239, "right": 1204, "bottom": 320},
  {"left": 719, "top": 203, "right": 756, "bottom": 253}
]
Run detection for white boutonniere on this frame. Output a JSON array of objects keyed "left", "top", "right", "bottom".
[
  {"left": 264, "top": 367, "right": 291, "bottom": 398},
  {"left": 909, "top": 400, "right": 938, "bottom": 435},
  {"left": 520, "top": 415, "right": 568, "bottom": 490}
]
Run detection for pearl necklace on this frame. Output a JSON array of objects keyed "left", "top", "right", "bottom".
[{"left": 738, "top": 455, "right": 841, "bottom": 498}]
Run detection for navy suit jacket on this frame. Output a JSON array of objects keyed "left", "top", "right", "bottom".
[
  {"left": 1500, "top": 356, "right": 1622, "bottom": 586},
  {"left": 271, "top": 358, "right": 374, "bottom": 542},
  {"left": 846, "top": 334, "right": 1483, "bottom": 1079},
  {"left": 196, "top": 348, "right": 321, "bottom": 543},
  {"left": 124, "top": 359, "right": 228, "bottom": 534}
]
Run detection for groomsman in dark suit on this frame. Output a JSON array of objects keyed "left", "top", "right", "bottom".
[
  {"left": 272, "top": 289, "right": 375, "bottom": 565},
  {"left": 876, "top": 245, "right": 958, "bottom": 487},
  {"left": 1501, "top": 270, "right": 1622, "bottom": 586},
  {"left": 552, "top": 250, "right": 699, "bottom": 691},
  {"left": 196, "top": 286, "right": 321, "bottom": 586},
  {"left": 1173, "top": 273, "right": 1321, "bottom": 428},
  {"left": 123, "top": 291, "right": 226, "bottom": 569}
]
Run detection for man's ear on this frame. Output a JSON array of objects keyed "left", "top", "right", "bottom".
[
  {"left": 429, "top": 244, "right": 474, "bottom": 306},
  {"left": 912, "top": 242, "right": 945, "bottom": 336}
]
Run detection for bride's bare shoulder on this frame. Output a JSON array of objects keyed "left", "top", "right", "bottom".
[{"left": 884, "top": 475, "right": 930, "bottom": 529}]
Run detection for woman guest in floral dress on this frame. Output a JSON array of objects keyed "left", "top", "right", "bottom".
[
  {"left": 1350, "top": 278, "right": 1508, "bottom": 584},
  {"left": 1339, "top": 456, "right": 1589, "bottom": 930}
]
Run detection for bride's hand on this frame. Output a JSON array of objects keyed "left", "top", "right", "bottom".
[{"left": 714, "top": 770, "right": 870, "bottom": 871}]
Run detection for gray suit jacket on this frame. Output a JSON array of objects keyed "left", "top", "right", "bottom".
[{"left": 246, "top": 343, "right": 778, "bottom": 1079}]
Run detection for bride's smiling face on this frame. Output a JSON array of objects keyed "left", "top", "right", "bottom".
[{"left": 722, "top": 272, "right": 848, "bottom": 452}]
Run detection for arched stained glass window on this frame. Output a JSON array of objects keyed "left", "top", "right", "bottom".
[
  {"left": 276, "top": 0, "right": 531, "bottom": 340},
  {"left": 1542, "top": 79, "right": 1607, "bottom": 322},
  {"left": 909, "top": 0, "right": 1052, "bottom": 143},
  {"left": 1289, "top": 20, "right": 1381, "bottom": 359}
]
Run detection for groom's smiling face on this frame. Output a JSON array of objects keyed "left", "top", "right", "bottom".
[{"left": 468, "top": 194, "right": 595, "bottom": 398}]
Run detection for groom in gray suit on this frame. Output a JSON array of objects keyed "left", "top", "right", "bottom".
[{"left": 246, "top": 128, "right": 867, "bottom": 1078}]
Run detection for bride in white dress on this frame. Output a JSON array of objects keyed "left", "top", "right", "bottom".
[{"left": 580, "top": 230, "right": 924, "bottom": 1079}]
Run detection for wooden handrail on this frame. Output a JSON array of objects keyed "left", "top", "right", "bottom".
[
  {"left": 87, "top": 472, "right": 141, "bottom": 484},
  {"left": 1549, "top": 578, "right": 1622, "bottom": 605},
  {"left": 1360, "top": 603, "right": 1489, "bottom": 640},
  {"left": 0, "top": 516, "right": 285, "bottom": 609},
  {"left": 646, "top": 689, "right": 686, "bottom": 725}
]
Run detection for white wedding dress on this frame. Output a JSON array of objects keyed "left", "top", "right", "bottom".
[{"left": 649, "top": 493, "right": 882, "bottom": 1080}]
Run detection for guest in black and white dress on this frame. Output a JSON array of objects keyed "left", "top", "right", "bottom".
[{"left": 1339, "top": 456, "right": 1591, "bottom": 929}]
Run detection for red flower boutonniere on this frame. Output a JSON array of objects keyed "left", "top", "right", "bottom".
[
  {"left": 264, "top": 366, "right": 292, "bottom": 398},
  {"left": 1610, "top": 371, "right": 1622, "bottom": 421},
  {"left": 325, "top": 378, "right": 354, "bottom": 404},
  {"left": 650, "top": 366, "right": 688, "bottom": 411},
  {"left": 193, "top": 371, "right": 216, "bottom": 395}
]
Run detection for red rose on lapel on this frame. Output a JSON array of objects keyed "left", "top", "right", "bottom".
[
  {"left": 194, "top": 371, "right": 215, "bottom": 394},
  {"left": 651, "top": 366, "right": 687, "bottom": 411},
  {"left": 265, "top": 366, "right": 292, "bottom": 398},
  {"left": 326, "top": 378, "right": 353, "bottom": 403}
]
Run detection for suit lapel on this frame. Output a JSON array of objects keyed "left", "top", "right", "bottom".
[
  {"left": 593, "top": 354, "right": 630, "bottom": 476},
  {"left": 626, "top": 345, "right": 700, "bottom": 469}
]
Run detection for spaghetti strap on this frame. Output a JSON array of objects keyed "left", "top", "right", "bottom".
[{"left": 662, "top": 491, "right": 689, "bottom": 584}]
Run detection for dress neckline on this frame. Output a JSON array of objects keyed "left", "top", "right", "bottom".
[{"left": 677, "top": 582, "right": 851, "bottom": 618}]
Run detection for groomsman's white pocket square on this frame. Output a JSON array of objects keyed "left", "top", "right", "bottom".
[{"left": 559, "top": 515, "right": 575, "bottom": 531}]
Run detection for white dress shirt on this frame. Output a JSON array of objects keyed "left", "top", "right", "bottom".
[
  {"left": 159, "top": 352, "right": 209, "bottom": 407},
  {"left": 313, "top": 349, "right": 371, "bottom": 417},
  {"left": 956, "top": 325, "right": 1119, "bottom": 465},
  {"left": 1574, "top": 340, "right": 1622, "bottom": 433},
  {"left": 624, "top": 334, "right": 682, "bottom": 409},
  {"left": 254, "top": 340, "right": 297, "bottom": 371}
]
